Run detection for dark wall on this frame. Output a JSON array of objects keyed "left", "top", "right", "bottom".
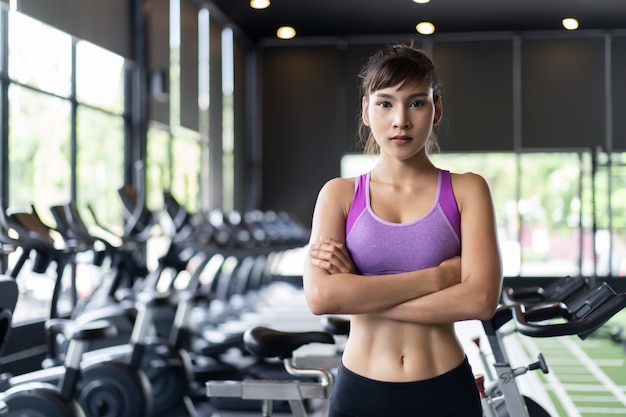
[
  {"left": 260, "top": 46, "right": 345, "bottom": 226},
  {"left": 259, "top": 32, "right": 626, "bottom": 225},
  {"left": 433, "top": 40, "right": 514, "bottom": 151},
  {"left": 521, "top": 37, "right": 606, "bottom": 149},
  {"left": 614, "top": 37, "right": 626, "bottom": 150}
]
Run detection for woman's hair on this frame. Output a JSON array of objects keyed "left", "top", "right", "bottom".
[{"left": 357, "top": 43, "right": 442, "bottom": 155}]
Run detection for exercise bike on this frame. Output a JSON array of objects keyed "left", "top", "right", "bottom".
[
  {"left": 479, "top": 279, "right": 626, "bottom": 417},
  {"left": 51, "top": 289, "right": 219, "bottom": 417},
  {"left": 0, "top": 275, "right": 120, "bottom": 417},
  {"left": 0, "top": 207, "right": 154, "bottom": 417}
]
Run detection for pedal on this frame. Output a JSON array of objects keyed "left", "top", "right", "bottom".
[{"left": 527, "top": 353, "right": 549, "bottom": 375}]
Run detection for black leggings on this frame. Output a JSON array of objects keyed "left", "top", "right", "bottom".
[{"left": 328, "top": 357, "right": 482, "bottom": 417}]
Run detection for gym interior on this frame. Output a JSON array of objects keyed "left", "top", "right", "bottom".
[{"left": 0, "top": 0, "right": 626, "bottom": 416}]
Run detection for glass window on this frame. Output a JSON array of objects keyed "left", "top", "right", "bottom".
[
  {"left": 7, "top": 84, "right": 72, "bottom": 323},
  {"left": 8, "top": 11, "right": 72, "bottom": 97},
  {"left": 171, "top": 128, "right": 201, "bottom": 213},
  {"left": 76, "top": 105, "right": 125, "bottom": 232},
  {"left": 611, "top": 156, "right": 626, "bottom": 276},
  {"left": 222, "top": 27, "right": 234, "bottom": 212},
  {"left": 8, "top": 85, "right": 71, "bottom": 214},
  {"left": 146, "top": 126, "right": 172, "bottom": 212},
  {"left": 198, "top": 8, "right": 210, "bottom": 211},
  {"left": 4, "top": 12, "right": 130, "bottom": 324},
  {"left": 76, "top": 40, "right": 125, "bottom": 113},
  {"left": 145, "top": 126, "right": 173, "bottom": 273},
  {"left": 518, "top": 153, "right": 588, "bottom": 277},
  {"left": 0, "top": 4, "right": 5, "bottom": 73},
  {"left": 596, "top": 152, "right": 626, "bottom": 276}
]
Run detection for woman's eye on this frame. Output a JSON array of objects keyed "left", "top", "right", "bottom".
[
  {"left": 410, "top": 100, "right": 425, "bottom": 107},
  {"left": 376, "top": 101, "right": 391, "bottom": 108}
]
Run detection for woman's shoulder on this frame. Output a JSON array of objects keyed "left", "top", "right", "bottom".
[
  {"left": 313, "top": 177, "right": 359, "bottom": 219},
  {"left": 448, "top": 170, "right": 487, "bottom": 184},
  {"left": 448, "top": 171, "right": 493, "bottom": 201},
  {"left": 317, "top": 176, "right": 358, "bottom": 207},
  {"left": 320, "top": 176, "right": 357, "bottom": 194}
]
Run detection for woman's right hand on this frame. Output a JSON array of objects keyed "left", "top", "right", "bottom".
[
  {"left": 309, "top": 236, "right": 356, "bottom": 275},
  {"left": 437, "top": 256, "right": 462, "bottom": 290}
]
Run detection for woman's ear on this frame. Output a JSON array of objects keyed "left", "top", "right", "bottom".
[
  {"left": 433, "top": 95, "right": 443, "bottom": 126},
  {"left": 361, "top": 96, "right": 370, "bottom": 126}
]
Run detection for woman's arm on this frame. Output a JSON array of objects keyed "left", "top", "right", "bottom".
[
  {"left": 302, "top": 177, "right": 462, "bottom": 316},
  {"left": 372, "top": 173, "right": 503, "bottom": 324}
]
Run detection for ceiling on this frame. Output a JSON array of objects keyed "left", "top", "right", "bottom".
[{"left": 205, "top": 0, "right": 626, "bottom": 42}]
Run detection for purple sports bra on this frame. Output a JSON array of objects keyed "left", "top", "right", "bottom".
[{"left": 345, "top": 169, "right": 461, "bottom": 275}]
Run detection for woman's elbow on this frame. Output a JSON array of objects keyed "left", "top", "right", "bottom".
[
  {"left": 471, "top": 290, "right": 500, "bottom": 321},
  {"left": 473, "top": 302, "right": 498, "bottom": 321},
  {"left": 303, "top": 282, "right": 338, "bottom": 316},
  {"left": 303, "top": 285, "right": 324, "bottom": 315},
  {"left": 305, "top": 293, "right": 337, "bottom": 316},
  {"left": 307, "top": 300, "right": 328, "bottom": 316}
]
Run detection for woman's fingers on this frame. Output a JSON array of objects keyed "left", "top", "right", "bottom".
[{"left": 309, "top": 236, "right": 355, "bottom": 273}]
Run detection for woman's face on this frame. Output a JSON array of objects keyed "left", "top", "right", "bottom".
[{"left": 362, "top": 79, "right": 441, "bottom": 161}]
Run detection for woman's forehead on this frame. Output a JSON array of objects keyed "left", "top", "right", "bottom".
[{"left": 371, "top": 79, "right": 432, "bottom": 95}]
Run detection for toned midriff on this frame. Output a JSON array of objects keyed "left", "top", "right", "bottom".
[{"left": 341, "top": 314, "right": 465, "bottom": 382}]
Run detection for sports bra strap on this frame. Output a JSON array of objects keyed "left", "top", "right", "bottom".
[
  {"left": 346, "top": 174, "right": 367, "bottom": 237},
  {"left": 439, "top": 170, "right": 461, "bottom": 239}
]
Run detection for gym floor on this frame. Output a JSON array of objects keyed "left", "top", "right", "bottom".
[{"left": 529, "top": 311, "right": 626, "bottom": 417}]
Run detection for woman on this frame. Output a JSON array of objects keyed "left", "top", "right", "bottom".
[{"left": 303, "top": 44, "right": 503, "bottom": 416}]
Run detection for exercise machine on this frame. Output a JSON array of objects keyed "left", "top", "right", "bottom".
[
  {"left": 479, "top": 279, "right": 626, "bottom": 417},
  {"left": 0, "top": 276, "right": 119, "bottom": 417},
  {"left": 1, "top": 209, "right": 154, "bottom": 417},
  {"left": 206, "top": 326, "right": 335, "bottom": 417}
]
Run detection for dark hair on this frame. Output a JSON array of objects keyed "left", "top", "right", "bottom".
[{"left": 357, "top": 43, "right": 442, "bottom": 155}]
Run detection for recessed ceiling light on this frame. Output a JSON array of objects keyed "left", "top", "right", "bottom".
[
  {"left": 413, "top": 0, "right": 430, "bottom": 3},
  {"left": 277, "top": 26, "right": 296, "bottom": 39},
  {"left": 250, "top": 0, "right": 270, "bottom": 10},
  {"left": 562, "top": 17, "right": 579, "bottom": 30},
  {"left": 416, "top": 22, "right": 435, "bottom": 35}
]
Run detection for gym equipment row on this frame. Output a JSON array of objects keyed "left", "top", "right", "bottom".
[{"left": 0, "top": 188, "right": 317, "bottom": 417}]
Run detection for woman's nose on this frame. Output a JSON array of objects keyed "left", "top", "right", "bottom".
[{"left": 393, "top": 109, "right": 410, "bottom": 129}]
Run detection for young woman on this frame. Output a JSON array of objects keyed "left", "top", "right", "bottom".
[{"left": 303, "top": 44, "right": 503, "bottom": 416}]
